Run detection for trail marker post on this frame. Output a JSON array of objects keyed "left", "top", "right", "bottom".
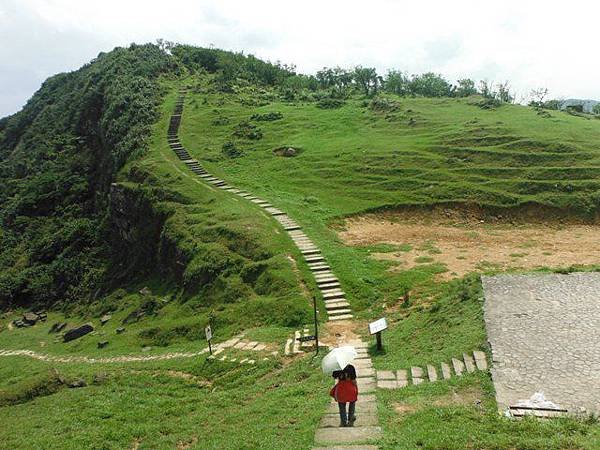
[
  {"left": 205, "top": 324, "right": 213, "bottom": 355},
  {"left": 369, "top": 318, "right": 388, "bottom": 351}
]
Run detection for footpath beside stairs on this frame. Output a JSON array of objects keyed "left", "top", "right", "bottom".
[
  {"left": 168, "top": 88, "right": 352, "bottom": 322},
  {"left": 313, "top": 340, "right": 382, "bottom": 450},
  {"left": 375, "top": 350, "right": 488, "bottom": 389}
]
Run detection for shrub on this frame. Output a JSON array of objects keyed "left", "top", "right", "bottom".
[
  {"left": 369, "top": 97, "right": 401, "bottom": 113},
  {"left": 222, "top": 141, "right": 245, "bottom": 158},
  {"left": 250, "top": 112, "right": 283, "bottom": 121},
  {"left": 232, "top": 121, "right": 263, "bottom": 140},
  {"left": 317, "top": 98, "right": 345, "bottom": 109}
]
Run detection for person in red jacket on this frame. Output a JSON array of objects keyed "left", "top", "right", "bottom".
[{"left": 330, "top": 367, "right": 358, "bottom": 427}]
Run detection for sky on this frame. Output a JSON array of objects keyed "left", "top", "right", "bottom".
[{"left": 1, "top": 0, "right": 599, "bottom": 117}]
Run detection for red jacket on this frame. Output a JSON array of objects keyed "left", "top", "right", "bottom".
[{"left": 330, "top": 379, "right": 358, "bottom": 403}]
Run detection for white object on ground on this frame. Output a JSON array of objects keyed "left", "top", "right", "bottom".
[
  {"left": 321, "top": 346, "right": 357, "bottom": 374},
  {"left": 513, "top": 392, "right": 562, "bottom": 410}
]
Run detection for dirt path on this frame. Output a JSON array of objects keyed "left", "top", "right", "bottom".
[{"left": 339, "top": 213, "right": 600, "bottom": 279}]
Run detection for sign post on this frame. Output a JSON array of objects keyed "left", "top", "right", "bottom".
[
  {"left": 368, "top": 318, "right": 388, "bottom": 351},
  {"left": 205, "top": 324, "right": 213, "bottom": 355}
]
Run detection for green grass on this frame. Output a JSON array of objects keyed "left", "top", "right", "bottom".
[{"left": 0, "top": 356, "right": 329, "bottom": 449}]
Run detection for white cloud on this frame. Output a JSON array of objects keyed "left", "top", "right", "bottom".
[{"left": 2, "top": 0, "right": 599, "bottom": 116}]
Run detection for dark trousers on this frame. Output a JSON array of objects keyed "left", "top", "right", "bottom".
[{"left": 338, "top": 401, "right": 356, "bottom": 424}]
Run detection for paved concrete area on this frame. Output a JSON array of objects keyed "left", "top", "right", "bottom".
[{"left": 483, "top": 273, "right": 600, "bottom": 415}]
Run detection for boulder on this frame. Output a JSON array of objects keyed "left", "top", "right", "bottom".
[
  {"left": 97, "top": 340, "right": 109, "bottom": 349},
  {"left": 273, "top": 146, "right": 298, "bottom": 157},
  {"left": 116, "top": 327, "right": 125, "bottom": 334},
  {"left": 13, "top": 319, "right": 25, "bottom": 328},
  {"left": 100, "top": 314, "right": 111, "bottom": 325},
  {"left": 67, "top": 378, "right": 87, "bottom": 388},
  {"left": 23, "top": 312, "right": 39, "bottom": 325},
  {"left": 92, "top": 372, "right": 108, "bottom": 385},
  {"left": 49, "top": 322, "right": 67, "bottom": 333},
  {"left": 139, "top": 287, "right": 152, "bottom": 296},
  {"left": 35, "top": 311, "right": 47, "bottom": 321},
  {"left": 63, "top": 323, "right": 94, "bottom": 342}
]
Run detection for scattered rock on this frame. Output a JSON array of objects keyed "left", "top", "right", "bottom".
[
  {"left": 116, "top": 327, "right": 125, "bottom": 334},
  {"left": 63, "top": 323, "right": 94, "bottom": 342},
  {"left": 23, "top": 312, "right": 39, "bottom": 325},
  {"left": 67, "top": 378, "right": 87, "bottom": 388},
  {"left": 273, "top": 146, "right": 299, "bottom": 157},
  {"left": 141, "top": 346, "right": 152, "bottom": 352},
  {"left": 13, "top": 319, "right": 25, "bottom": 328},
  {"left": 100, "top": 314, "right": 111, "bottom": 325},
  {"left": 98, "top": 340, "right": 109, "bottom": 349},
  {"left": 49, "top": 322, "right": 67, "bottom": 333},
  {"left": 35, "top": 311, "right": 47, "bottom": 321},
  {"left": 139, "top": 287, "right": 152, "bottom": 296},
  {"left": 93, "top": 372, "right": 108, "bottom": 385}
]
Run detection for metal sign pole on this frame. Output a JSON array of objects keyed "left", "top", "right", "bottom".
[{"left": 313, "top": 295, "right": 319, "bottom": 357}]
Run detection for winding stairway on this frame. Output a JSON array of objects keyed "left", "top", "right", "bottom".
[
  {"left": 168, "top": 89, "right": 352, "bottom": 322},
  {"left": 171, "top": 88, "right": 381, "bottom": 449}
]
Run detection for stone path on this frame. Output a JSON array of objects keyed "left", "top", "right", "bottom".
[
  {"left": 0, "top": 335, "right": 274, "bottom": 365},
  {"left": 313, "top": 339, "right": 382, "bottom": 449},
  {"left": 168, "top": 89, "right": 351, "bottom": 322},
  {"left": 483, "top": 273, "right": 600, "bottom": 416},
  {"left": 375, "top": 350, "right": 488, "bottom": 390},
  {"left": 172, "top": 88, "right": 378, "bottom": 447}
]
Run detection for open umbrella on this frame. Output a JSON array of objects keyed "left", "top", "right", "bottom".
[{"left": 321, "top": 346, "right": 357, "bottom": 374}]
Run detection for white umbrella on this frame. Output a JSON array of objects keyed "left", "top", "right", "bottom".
[{"left": 321, "top": 346, "right": 357, "bottom": 374}]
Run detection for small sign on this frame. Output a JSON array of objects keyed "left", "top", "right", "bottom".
[
  {"left": 297, "top": 335, "right": 316, "bottom": 342},
  {"left": 205, "top": 325, "right": 212, "bottom": 341},
  {"left": 369, "top": 318, "right": 387, "bottom": 335}
]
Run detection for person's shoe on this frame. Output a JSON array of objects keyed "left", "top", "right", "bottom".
[
  {"left": 339, "top": 421, "right": 347, "bottom": 427},
  {"left": 348, "top": 415, "right": 356, "bottom": 426}
]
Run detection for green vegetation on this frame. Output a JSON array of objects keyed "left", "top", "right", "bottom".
[{"left": 2, "top": 43, "right": 600, "bottom": 449}]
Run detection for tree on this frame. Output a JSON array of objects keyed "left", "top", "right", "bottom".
[
  {"left": 529, "top": 87, "right": 549, "bottom": 107},
  {"left": 593, "top": 103, "right": 600, "bottom": 115},
  {"left": 496, "top": 81, "right": 514, "bottom": 103},
  {"left": 454, "top": 78, "right": 477, "bottom": 97},
  {"left": 383, "top": 70, "right": 410, "bottom": 95},
  {"left": 353, "top": 66, "right": 380, "bottom": 97},
  {"left": 409, "top": 73, "right": 453, "bottom": 97}
]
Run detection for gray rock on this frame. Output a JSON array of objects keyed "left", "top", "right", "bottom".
[
  {"left": 116, "top": 327, "right": 125, "bottom": 334},
  {"left": 67, "top": 378, "right": 87, "bottom": 388},
  {"left": 63, "top": 323, "right": 94, "bottom": 342},
  {"left": 93, "top": 373, "right": 108, "bottom": 384},
  {"left": 23, "top": 312, "right": 39, "bottom": 325},
  {"left": 49, "top": 322, "right": 67, "bottom": 333},
  {"left": 97, "top": 340, "right": 109, "bottom": 349},
  {"left": 139, "top": 287, "right": 152, "bottom": 296},
  {"left": 100, "top": 314, "right": 111, "bottom": 325}
]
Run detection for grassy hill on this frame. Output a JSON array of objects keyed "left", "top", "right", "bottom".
[{"left": 1, "top": 44, "right": 600, "bottom": 449}]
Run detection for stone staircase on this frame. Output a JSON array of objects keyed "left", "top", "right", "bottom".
[
  {"left": 168, "top": 88, "right": 352, "bottom": 322},
  {"left": 313, "top": 340, "right": 382, "bottom": 450},
  {"left": 375, "top": 350, "right": 488, "bottom": 389}
]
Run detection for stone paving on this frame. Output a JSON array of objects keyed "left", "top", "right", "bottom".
[
  {"left": 483, "top": 273, "right": 600, "bottom": 416},
  {"left": 169, "top": 88, "right": 352, "bottom": 322}
]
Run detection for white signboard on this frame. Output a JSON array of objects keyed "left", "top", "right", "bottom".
[
  {"left": 368, "top": 318, "right": 388, "bottom": 335},
  {"left": 205, "top": 325, "right": 212, "bottom": 341}
]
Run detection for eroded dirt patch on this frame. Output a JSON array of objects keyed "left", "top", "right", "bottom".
[{"left": 339, "top": 209, "right": 600, "bottom": 279}]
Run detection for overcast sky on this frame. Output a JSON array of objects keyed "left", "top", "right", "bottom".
[{"left": 2, "top": 0, "right": 599, "bottom": 117}]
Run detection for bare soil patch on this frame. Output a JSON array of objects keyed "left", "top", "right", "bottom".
[{"left": 338, "top": 208, "right": 600, "bottom": 279}]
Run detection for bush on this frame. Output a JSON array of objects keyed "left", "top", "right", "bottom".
[
  {"left": 369, "top": 97, "right": 401, "bottom": 113},
  {"left": 222, "top": 141, "right": 245, "bottom": 158},
  {"left": 317, "top": 98, "right": 345, "bottom": 109},
  {"left": 250, "top": 112, "right": 283, "bottom": 121},
  {"left": 232, "top": 121, "right": 263, "bottom": 140}
]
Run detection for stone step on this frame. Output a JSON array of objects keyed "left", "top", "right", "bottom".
[
  {"left": 473, "top": 351, "right": 488, "bottom": 371},
  {"left": 314, "top": 426, "right": 382, "bottom": 445},
  {"left": 319, "top": 282, "right": 341, "bottom": 290},
  {"left": 324, "top": 301, "right": 350, "bottom": 310},
  {"left": 427, "top": 364, "right": 438, "bottom": 382},
  {"left": 327, "top": 308, "right": 352, "bottom": 316},
  {"left": 328, "top": 314, "right": 353, "bottom": 321},
  {"left": 441, "top": 362, "right": 452, "bottom": 380},
  {"left": 323, "top": 290, "right": 345, "bottom": 300},
  {"left": 305, "top": 256, "right": 325, "bottom": 264},
  {"left": 285, "top": 225, "right": 302, "bottom": 231},
  {"left": 411, "top": 367, "right": 424, "bottom": 385},
  {"left": 301, "top": 249, "right": 320, "bottom": 256},
  {"left": 316, "top": 276, "right": 337, "bottom": 283},
  {"left": 463, "top": 353, "right": 476, "bottom": 373},
  {"left": 311, "top": 266, "right": 331, "bottom": 272},
  {"left": 452, "top": 358, "right": 465, "bottom": 376},
  {"left": 326, "top": 399, "right": 376, "bottom": 414},
  {"left": 319, "top": 413, "right": 379, "bottom": 428}
]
